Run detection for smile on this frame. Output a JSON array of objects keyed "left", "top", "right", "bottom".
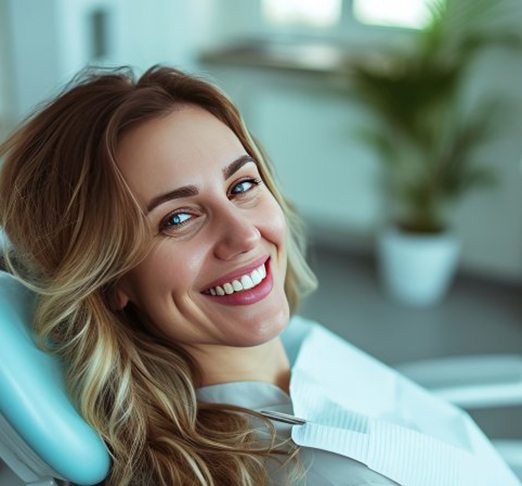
[
  {"left": 201, "top": 258, "right": 273, "bottom": 306},
  {"left": 203, "top": 261, "right": 267, "bottom": 296}
]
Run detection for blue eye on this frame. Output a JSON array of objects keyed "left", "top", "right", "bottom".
[
  {"left": 159, "top": 179, "right": 262, "bottom": 233},
  {"left": 230, "top": 179, "right": 261, "bottom": 194},
  {"left": 164, "top": 212, "right": 192, "bottom": 229}
]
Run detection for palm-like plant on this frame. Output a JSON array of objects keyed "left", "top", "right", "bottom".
[{"left": 349, "top": 0, "right": 522, "bottom": 233}]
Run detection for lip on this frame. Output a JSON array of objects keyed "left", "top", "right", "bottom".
[
  {"left": 200, "top": 254, "right": 270, "bottom": 292},
  {"left": 201, "top": 257, "right": 273, "bottom": 306}
]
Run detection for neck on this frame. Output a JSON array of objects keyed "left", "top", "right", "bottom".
[{"left": 187, "top": 336, "right": 291, "bottom": 395}]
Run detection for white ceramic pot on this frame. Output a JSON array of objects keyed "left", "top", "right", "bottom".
[{"left": 377, "top": 227, "right": 461, "bottom": 307}]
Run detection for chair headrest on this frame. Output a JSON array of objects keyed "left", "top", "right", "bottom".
[{"left": 0, "top": 271, "right": 110, "bottom": 484}]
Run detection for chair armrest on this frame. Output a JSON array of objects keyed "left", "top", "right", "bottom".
[{"left": 396, "top": 354, "right": 522, "bottom": 409}]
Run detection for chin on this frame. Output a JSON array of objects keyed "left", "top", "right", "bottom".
[{"left": 232, "top": 305, "right": 290, "bottom": 347}]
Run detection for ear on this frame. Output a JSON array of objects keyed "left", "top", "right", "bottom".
[{"left": 108, "top": 284, "right": 131, "bottom": 312}]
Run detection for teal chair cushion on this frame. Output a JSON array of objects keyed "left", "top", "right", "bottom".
[{"left": 0, "top": 271, "right": 110, "bottom": 484}]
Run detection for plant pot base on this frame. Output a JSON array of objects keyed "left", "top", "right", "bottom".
[{"left": 377, "top": 228, "right": 460, "bottom": 307}]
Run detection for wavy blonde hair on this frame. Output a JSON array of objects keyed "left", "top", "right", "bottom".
[{"left": 0, "top": 65, "right": 318, "bottom": 485}]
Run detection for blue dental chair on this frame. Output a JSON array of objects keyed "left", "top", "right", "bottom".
[{"left": 0, "top": 270, "right": 110, "bottom": 485}]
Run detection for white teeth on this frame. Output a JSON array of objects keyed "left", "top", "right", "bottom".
[
  {"left": 240, "top": 274, "right": 254, "bottom": 290},
  {"left": 223, "top": 282, "right": 234, "bottom": 295},
  {"left": 259, "top": 264, "right": 266, "bottom": 279},
  {"left": 206, "top": 262, "right": 268, "bottom": 296},
  {"left": 251, "top": 269, "right": 262, "bottom": 285}
]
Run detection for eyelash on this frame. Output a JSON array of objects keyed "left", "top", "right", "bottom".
[{"left": 159, "top": 177, "right": 263, "bottom": 232}]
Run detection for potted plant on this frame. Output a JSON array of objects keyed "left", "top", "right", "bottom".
[{"left": 347, "top": 0, "right": 522, "bottom": 306}]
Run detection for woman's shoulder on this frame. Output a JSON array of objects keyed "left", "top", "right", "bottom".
[
  {"left": 265, "top": 444, "right": 400, "bottom": 486},
  {"left": 302, "top": 447, "right": 400, "bottom": 485}
]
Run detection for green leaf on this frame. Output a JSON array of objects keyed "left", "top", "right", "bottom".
[{"left": 352, "top": 126, "right": 397, "bottom": 166}]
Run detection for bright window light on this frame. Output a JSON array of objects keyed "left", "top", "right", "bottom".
[
  {"left": 262, "top": 0, "right": 342, "bottom": 27},
  {"left": 353, "top": 0, "right": 436, "bottom": 29}
]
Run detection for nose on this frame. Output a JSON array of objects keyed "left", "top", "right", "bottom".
[{"left": 213, "top": 205, "right": 261, "bottom": 261}]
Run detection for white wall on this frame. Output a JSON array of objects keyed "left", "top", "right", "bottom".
[
  {"left": 4, "top": 0, "right": 217, "bottom": 122},
  {"left": 0, "top": 0, "right": 12, "bottom": 136},
  {"left": 451, "top": 47, "right": 522, "bottom": 280},
  {"left": 6, "top": 0, "right": 64, "bottom": 120},
  {"left": 115, "top": 0, "right": 217, "bottom": 72}
]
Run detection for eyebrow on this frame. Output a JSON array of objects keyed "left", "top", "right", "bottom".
[{"left": 146, "top": 154, "right": 256, "bottom": 214}]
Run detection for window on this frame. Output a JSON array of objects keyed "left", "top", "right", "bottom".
[
  {"left": 262, "top": 0, "right": 342, "bottom": 28},
  {"left": 353, "top": 0, "right": 436, "bottom": 29}
]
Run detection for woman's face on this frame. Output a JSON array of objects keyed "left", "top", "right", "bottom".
[{"left": 115, "top": 104, "right": 289, "bottom": 348}]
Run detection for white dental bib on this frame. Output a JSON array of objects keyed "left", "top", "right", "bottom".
[
  {"left": 197, "top": 316, "right": 519, "bottom": 485},
  {"left": 282, "top": 316, "right": 519, "bottom": 486}
]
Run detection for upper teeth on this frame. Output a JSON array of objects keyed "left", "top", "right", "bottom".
[{"left": 207, "top": 262, "right": 267, "bottom": 296}]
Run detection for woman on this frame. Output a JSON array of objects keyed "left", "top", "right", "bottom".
[{"left": 0, "top": 66, "right": 400, "bottom": 485}]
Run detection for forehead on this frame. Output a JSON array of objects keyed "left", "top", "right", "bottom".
[{"left": 116, "top": 104, "right": 246, "bottom": 204}]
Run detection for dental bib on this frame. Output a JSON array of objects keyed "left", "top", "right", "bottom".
[{"left": 284, "top": 319, "right": 519, "bottom": 486}]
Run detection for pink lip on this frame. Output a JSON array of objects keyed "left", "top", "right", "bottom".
[
  {"left": 200, "top": 255, "right": 270, "bottom": 292},
  {"left": 202, "top": 258, "right": 273, "bottom": 306}
]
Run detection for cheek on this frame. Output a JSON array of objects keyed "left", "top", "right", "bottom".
[
  {"left": 258, "top": 196, "right": 288, "bottom": 280},
  {"left": 263, "top": 197, "right": 287, "bottom": 248},
  {"left": 126, "top": 242, "right": 204, "bottom": 304}
]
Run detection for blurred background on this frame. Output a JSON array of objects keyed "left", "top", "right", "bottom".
[{"left": 1, "top": 0, "right": 522, "bottom": 483}]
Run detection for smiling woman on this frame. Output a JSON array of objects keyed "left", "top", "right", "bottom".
[{"left": 0, "top": 65, "right": 318, "bottom": 485}]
